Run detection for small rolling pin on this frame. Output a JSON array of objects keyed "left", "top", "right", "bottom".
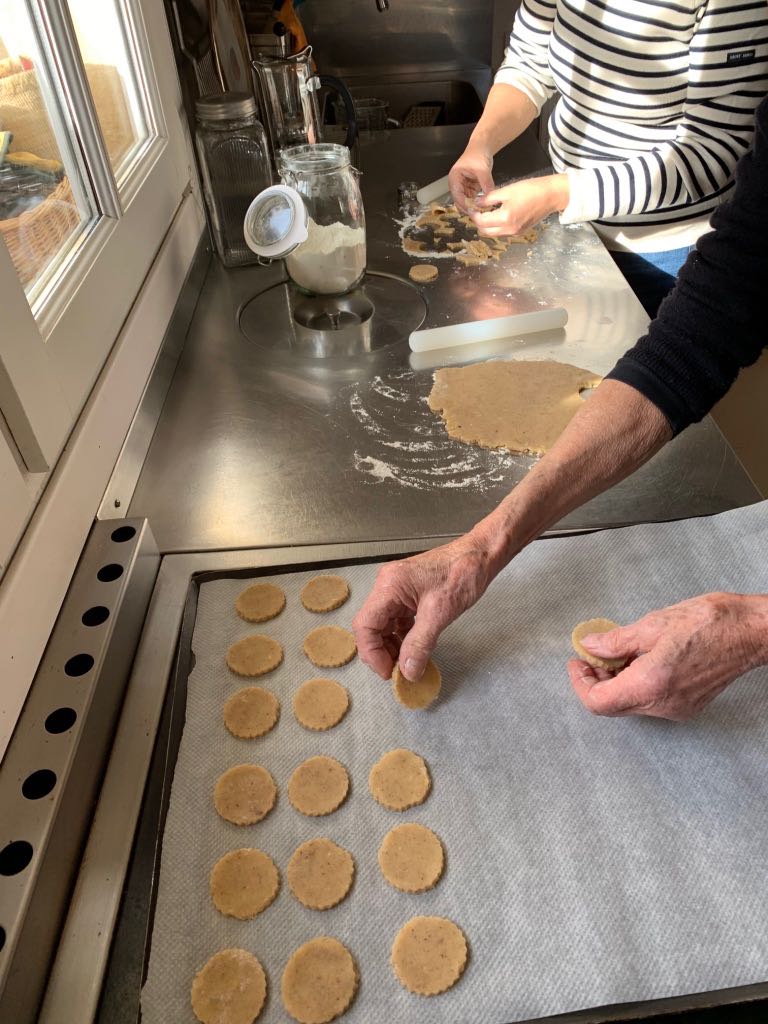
[
  {"left": 416, "top": 175, "right": 451, "bottom": 206},
  {"left": 409, "top": 307, "right": 568, "bottom": 352}
]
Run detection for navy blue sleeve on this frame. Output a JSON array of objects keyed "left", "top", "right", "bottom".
[{"left": 606, "top": 95, "right": 768, "bottom": 435}]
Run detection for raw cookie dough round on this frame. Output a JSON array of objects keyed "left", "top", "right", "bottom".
[
  {"left": 191, "top": 948, "right": 267, "bottom": 1024},
  {"left": 226, "top": 635, "right": 283, "bottom": 677},
  {"left": 214, "top": 764, "right": 277, "bottom": 825},
  {"left": 369, "top": 749, "right": 430, "bottom": 811},
  {"left": 288, "top": 756, "right": 349, "bottom": 816},
  {"left": 391, "top": 916, "right": 468, "bottom": 996},
  {"left": 293, "top": 678, "right": 349, "bottom": 731},
  {"left": 571, "top": 618, "right": 627, "bottom": 671},
  {"left": 300, "top": 575, "right": 350, "bottom": 613},
  {"left": 303, "top": 626, "right": 356, "bottom": 668},
  {"left": 409, "top": 264, "right": 438, "bottom": 283},
  {"left": 224, "top": 687, "right": 279, "bottom": 739},
  {"left": 378, "top": 824, "right": 444, "bottom": 893},
  {"left": 392, "top": 659, "right": 442, "bottom": 710},
  {"left": 235, "top": 582, "right": 286, "bottom": 623},
  {"left": 210, "top": 848, "right": 279, "bottom": 919},
  {"left": 282, "top": 937, "right": 357, "bottom": 1024},
  {"left": 287, "top": 838, "right": 354, "bottom": 910}
]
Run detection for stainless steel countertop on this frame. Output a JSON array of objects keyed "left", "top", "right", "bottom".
[{"left": 126, "top": 125, "right": 758, "bottom": 552}]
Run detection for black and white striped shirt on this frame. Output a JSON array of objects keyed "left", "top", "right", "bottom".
[{"left": 496, "top": 0, "right": 768, "bottom": 250}]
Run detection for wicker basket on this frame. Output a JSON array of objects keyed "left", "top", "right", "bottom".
[{"left": 1, "top": 177, "right": 80, "bottom": 288}]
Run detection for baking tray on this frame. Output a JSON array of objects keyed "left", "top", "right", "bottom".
[{"left": 97, "top": 547, "right": 768, "bottom": 1024}]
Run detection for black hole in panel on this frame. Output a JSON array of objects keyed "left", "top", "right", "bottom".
[
  {"left": 110, "top": 525, "right": 136, "bottom": 543},
  {"left": 97, "top": 564, "right": 123, "bottom": 582},
  {"left": 45, "top": 707, "right": 77, "bottom": 733},
  {"left": 0, "top": 925, "right": 5, "bottom": 951},
  {"left": 22, "top": 769, "right": 56, "bottom": 800},
  {"left": 64, "top": 653, "right": 94, "bottom": 677},
  {"left": 82, "top": 606, "right": 110, "bottom": 627},
  {"left": 0, "top": 841, "right": 33, "bottom": 876}
]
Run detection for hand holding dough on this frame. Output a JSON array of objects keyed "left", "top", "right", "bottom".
[{"left": 571, "top": 618, "right": 627, "bottom": 671}]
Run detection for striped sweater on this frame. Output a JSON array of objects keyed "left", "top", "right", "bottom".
[{"left": 496, "top": 0, "right": 768, "bottom": 250}]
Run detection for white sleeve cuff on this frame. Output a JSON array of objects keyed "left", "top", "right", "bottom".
[
  {"left": 492, "top": 67, "right": 550, "bottom": 115},
  {"left": 560, "top": 167, "right": 602, "bottom": 225}
]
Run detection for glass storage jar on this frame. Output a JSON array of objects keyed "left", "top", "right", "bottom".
[
  {"left": 243, "top": 142, "right": 366, "bottom": 295},
  {"left": 194, "top": 92, "right": 272, "bottom": 267}
]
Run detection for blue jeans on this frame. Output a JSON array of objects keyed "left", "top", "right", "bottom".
[{"left": 610, "top": 246, "right": 694, "bottom": 319}]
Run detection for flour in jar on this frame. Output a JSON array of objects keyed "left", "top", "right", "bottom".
[{"left": 287, "top": 217, "right": 366, "bottom": 294}]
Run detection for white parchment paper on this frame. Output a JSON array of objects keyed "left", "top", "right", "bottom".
[{"left": 142, "top": 502, "right": 768, "bottom": 1023}]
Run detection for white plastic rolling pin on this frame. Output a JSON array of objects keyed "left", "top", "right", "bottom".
[
  {"left": 408, "top": 306, "right": 569, "bottom": 352},
  {"left": 416, "top": 175, "right": 451, "bottom": 206}
]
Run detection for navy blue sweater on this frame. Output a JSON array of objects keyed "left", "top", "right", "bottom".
[{"left": 606, "top": 96, "right": 768, "bottom": 435}]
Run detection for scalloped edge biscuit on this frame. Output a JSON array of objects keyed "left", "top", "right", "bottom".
[
  {"left": 369, "top": 749, "right": 430, "bottom": 811},
  {"left": 300, "top": 575, "right": 350, "bottom": 613},
  {"left": 378, "top": 823, "right": 444, "bottom": 893},
  {"left": 392, "top": 659, "right": 441, "bottom": 710},
  {"left": 226, "top": 635, "right": 283, "bottom": 677},
  {"left": 223, "top": 686, "right": 280, "bottom": 738},
  {"left": 191, "top": 948, "right": 267, "bottom": 1024},
  {"left": 288, "top": 756, "right": 350, "bottom": 817},
  {"left": 293, "top": 678, "right": 349, "bottom": 731},
  {"left": 210, "top": 848, "right": 280, "bottom": 919},
  {"left": 303, "top": 626, "right": 356, "bottom": 668},
  {"left": 287, "top": 838, "right": 355, "bottom": 910},
  {"left": 235, "top": 582, "right": 286, "bottom": 623},
  {"left": 214, "top": 764, "right": 277, "bottom": 825},
  {"left": 571, "top": 618, "right": 627, "bottom": 671},
  {"left": 391, "top": 916, "right": 468, "bottom": 996},
  {"left": 282, "top": 937, "right": 358, "bottom": 1024}
]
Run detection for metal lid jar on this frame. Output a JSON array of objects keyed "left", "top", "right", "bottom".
[{"left": 244, "top": 142, "right": 366, "bottom": 295}]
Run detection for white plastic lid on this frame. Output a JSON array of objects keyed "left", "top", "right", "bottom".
[{"left": 243, "top": 184, "right": 308, "bottom": 259}]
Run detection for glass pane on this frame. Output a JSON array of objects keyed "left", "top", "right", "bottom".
[
  {"left": 0, "top": 1, "right": 94, "bottom": 296},
  {"left": 67, "top": 0, "right": 149, "bottom": 181}
]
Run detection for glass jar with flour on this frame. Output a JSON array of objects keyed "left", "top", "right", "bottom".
[{"left": 243, "top": 143, "right": 366, "bottom": 295}]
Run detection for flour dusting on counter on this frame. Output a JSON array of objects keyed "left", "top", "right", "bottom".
[{"left": 342, "top": 370, "right": 533, "bottom": 491}]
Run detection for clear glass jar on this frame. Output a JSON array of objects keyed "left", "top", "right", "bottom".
[
  {"left": 194, "top": 92, "right": 272, "bottom": 267},
  {"left": 278, "top": 143, "right": 366, "bottom": 295}
]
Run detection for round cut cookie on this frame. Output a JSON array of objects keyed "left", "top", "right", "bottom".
[
  {"left": 303, "top": 626, "right": 356, "bottom": 668},
  {"left": 210, "top": 848, "right": 280, "bottom": 919},
  {"left": 235, "top": 582, "right": 286, "bottom": 623},
  {"left": 224, "top": 687, "right": 279, "bottom": 739},
  {"left": 287, "top": 838, "right": 354, "bottom": 910},
  {"left": 369, "top": 748, "right": 431, "bottom": 811},
  {"left": 288, "top": 756, "right": 349, "bottom": 817},
  {"left": 214, "top": 764, "right": 277, "bottom": 825},
  {"left": 378, "top": 824, "right": 444, "bottom": 893},
  {"left": 300, "top": 575, "right": 350, "bottom": 613},
  {"left": 226, "top": 635, "right": 283, "bottom": 677},
  {"left": 191, "top": 948, "right": 267, "bottom": 1024},
  {"left": 282, "top": 937, "right": 357, "bottom": 1024},
  {"left": 392, "top": 659, "right": 442, "bottom": 710},
  {"left": 571, "top": 618, "right": 626, "bottom": 671},
  {"left": 391, "top": 916, "right": 468, "bottom": 996},
  {"left": 293, "top": 678, "right": 349, "bottom": 731},
  {"left": 409, "top": 264, "right": 438, "bottom": 283}
]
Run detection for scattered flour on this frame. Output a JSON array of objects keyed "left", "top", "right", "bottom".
[{"left": 287, "top": 217, "right": 366, "bottom": 294}]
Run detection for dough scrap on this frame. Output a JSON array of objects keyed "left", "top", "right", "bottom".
[
  {"left": 210, "top": 848, "right": 279, "bottom": 919},
  {"left": 391, "top": 916, "right": 468, "bottom": 996},
  {"left": 428, "top": 360, "right": 602, "bottom": 456},
  {"left": 392, "top": 659, "right": 441, "bottom": 710},
  {"left": 403, "top": 237, "right": 426, "bottom": 254},
  {"left": 191, "top": 948, "right": 267, "bottom": 1024},
  {"left": 224, "top": 687, "right": 279, "bottom": 739},
  {"left": 571, "top": 618, "right": 627, "bottom": 671},
  {"left": 287, "top": 838, "right": 355, "bottom": 910},
  {"left": 378, "top": 823, "right": 444, "bottom": 893},
  {"left": 300, "top": 575, "right": 350, "bottom": 613},
  {"left": 456, "top": 253, "right": 484, "bottom": 267},
  {"left": 293, "top": 678, "right": 349, "bottom": 731},
  {"left": 281, "top": 937, "right": 357, "bottom": 1024},
  {"left": 288, "top": 755, "right": 349, "bottom": 816},
  {"left": 409, "top": 264, "right": 438, "bottom": 283},
  {"left": 235, "top": 582, "right": 286, "bottom": 623},
  {"left": 214, "top": 764, "right": 277, "bottom": 825},
  {"left": 304, "top": 626, "right": 356, "bottom": 668},
  {"left": 226, "top": 635, "right": 283, "bottom": 677},
  {"left": 369, "top": 749, "right": 430, "bottom": 811}
]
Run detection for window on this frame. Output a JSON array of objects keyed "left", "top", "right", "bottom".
[{"left": 0, "top": 0, "right": 192, "bottom": 474}]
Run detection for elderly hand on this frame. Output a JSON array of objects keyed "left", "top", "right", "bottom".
[
  {"left": 448, "top": 145, "right": 495, "bottom": 212},
  {"left": 472, "top": 174, "right": 569, "bottom": 237},
  {"left": 352, "top": 534, "right": 500, "bottom": 682},
  {"left": 569, "top": 592, "right": 768, "bottom": 721}
]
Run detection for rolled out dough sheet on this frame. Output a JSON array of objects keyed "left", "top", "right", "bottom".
[
  {"left": 428, "top": 359, "right": 602, "bottom": 455},
  {"left": 142, "top": 503, "right": 768, "bottom": 1024}
]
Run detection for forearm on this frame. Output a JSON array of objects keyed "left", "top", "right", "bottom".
[
  {"left": 470, "top": 380, "right": 672, "bottom": 570},
  {"left": 467, "top": 83, "right": 538, "bottom": 157}
]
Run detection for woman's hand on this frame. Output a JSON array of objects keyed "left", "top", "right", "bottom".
[
  {"left": 569, "top": 592, "right": 768, "bottom": 721},
  {"left": 472, "top": 173, "right": 569, "bottom": 236},
  {"left": 448, "top": 145, "right": 495, "bottom": 212},
  {"left": 352, "top": 534, "right": 500, "bottom": 682}
]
